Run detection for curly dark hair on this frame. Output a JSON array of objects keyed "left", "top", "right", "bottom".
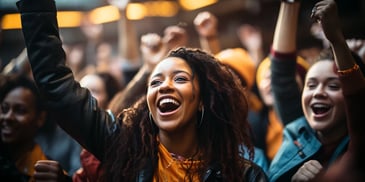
[
  {"left": 103, "top": 47, "right": 253, "bottom": 181},
  {"left": 0, "top": 73, "right": 43, "bottom": 114}
]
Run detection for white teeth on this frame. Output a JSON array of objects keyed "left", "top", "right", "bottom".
[
  {"left": 312, "top": 103, "right": 329, "bottom": 108},
  {"left": 159, "top": 98, "right": 179, "bottom": 107},
  {"left": 1, "top": 127, "right": 13, "bottom": 134}
]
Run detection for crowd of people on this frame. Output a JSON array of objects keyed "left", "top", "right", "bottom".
[{"left": 1, "top": 0, "right": 365, "bottom": 181}]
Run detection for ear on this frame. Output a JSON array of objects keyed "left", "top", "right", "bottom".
[{"left": 36, "top": 111, "right": 47, "bottom": 128}]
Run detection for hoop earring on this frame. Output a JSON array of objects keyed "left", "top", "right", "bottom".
[
  {"left": 149, "top": 112, "right": 154, "bottom": 126},
  {"left": 198, "top": 107, "right": 204, "bottom": 128}
]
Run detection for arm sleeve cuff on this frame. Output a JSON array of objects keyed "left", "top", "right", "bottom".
[{"left": 270, "top": 47, "right": 297, "bottom": 61}]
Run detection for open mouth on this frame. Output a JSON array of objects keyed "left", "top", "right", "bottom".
[
  {"left": 158, "top": 98, "right": 180, "bottom": 113},
  {"left": 1, "top": 125, "right": 15, "bottom": 138},
  {"left": 311, "top": 103, "right": 331, "bottom": 115}
]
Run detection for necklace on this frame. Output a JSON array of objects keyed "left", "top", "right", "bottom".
[
  {"left": 165, "top": 155, "right": 177, "bottom": 169},
  {"left": 156, "top": 143, "right": 200, "bottom": 182}
]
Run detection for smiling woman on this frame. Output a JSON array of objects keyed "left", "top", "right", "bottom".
[
  {"left": 104, "top": 47, "right": 268, "bottom": 181},
  {"left": 268, "top": 0, "right": 365, "bottom": 181}
]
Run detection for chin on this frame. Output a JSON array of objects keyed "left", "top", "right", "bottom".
[{"left": 308, "top": 120, "right": 329, "bottom": 130}]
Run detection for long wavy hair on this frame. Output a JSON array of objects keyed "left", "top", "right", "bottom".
[{"left": 103, "top": 47, "right": 253, "bottom": 181}]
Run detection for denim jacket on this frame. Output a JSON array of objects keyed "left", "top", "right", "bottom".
[{"left": 268, "top": 117, "right": 349, "bottom": 182}]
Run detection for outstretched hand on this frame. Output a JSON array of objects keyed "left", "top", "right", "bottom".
[
  {"left": 162, "top": 25, "right": 188, "bottom": 50},
  {"left": 311, "top": 0, "right": 342, "bottom": 44},
  {"left": 237, "top": 24, "right": 262, "bottom": 53},
  {"left": 140, "top": 33, "right": 167, "bottom": 71},
  {"left": 193, "top": 11, "right": 218, "bottom": 38}
]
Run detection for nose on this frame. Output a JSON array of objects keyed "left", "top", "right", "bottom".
[
  {"left": 313, "top": 85, "right": 327, "bottom": 98},
  {"left": 158, "top": 79, "right": 174, "bottom": 93}
]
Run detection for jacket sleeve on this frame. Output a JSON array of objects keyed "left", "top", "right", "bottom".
[
  {"left": 17, "top": 0, "right": 117, "bottom": 161},
  {"left": 270, "top": 53, "right": 303, "bottom": 125},
  {"left": 243, "top": 160, "right": 269, "bottom": 182}
]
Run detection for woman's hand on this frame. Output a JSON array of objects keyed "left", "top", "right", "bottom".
[
  {"left": 291, "top": 160, "right": 323, "bottom": 182},
  {"left": 311, "top": 0, "right": 342, "bottom": 44}
]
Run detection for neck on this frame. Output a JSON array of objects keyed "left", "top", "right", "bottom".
[
  {"left": 158, "top": 130, "right": 199, "bottom": 159},
  {"left": 316, "top": 124, "right": 347, "bottom": 145}
]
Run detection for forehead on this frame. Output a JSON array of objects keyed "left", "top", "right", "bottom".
[
  {"left": 306, "top": 61, "right": 337, "bottom": 79},
  {"left": 152, "top": 57, "right": 193, "bottom": 76},
  {"left": 3, "top": 87, "right": 35, "bottom": 104}
]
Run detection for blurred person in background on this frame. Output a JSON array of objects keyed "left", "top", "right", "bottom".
[{"left": 0, "top": 74, "right": 64, "bottom": 181}]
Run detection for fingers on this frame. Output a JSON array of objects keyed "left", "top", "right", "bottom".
[
  {"left": 163, "top": 25, "right": 188, "bottom": 49},
  {"left": 292, "top": 160, "right": 323, "bottom": 182},
  {"left": 33, "top": 160, "right": 61, "bottom": 181},
  {"left": 140, "top": 33, "right": 162, "bottom": 52},
  {"left": 302, "top": 160, "right": 323, "bottom": 176},
  {"left": 311, "top": 0, "right": 337, "bottom": 21},
  {"left": 310, "top": 0, "right": 342, "bottom": 43},
  {"left": 193, "top": 11, "right": 216, "bottom": 27},
  {"left": 193, "top": 11, "right": 217, "bottom": 37}
]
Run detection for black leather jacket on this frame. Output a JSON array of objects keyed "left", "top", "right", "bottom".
[{"left": 17, "top": 0, "right": 268, "bottom": 181}]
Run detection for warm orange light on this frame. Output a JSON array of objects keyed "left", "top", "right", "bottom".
[
  {"left": 1, "top": 12, "right": 83, "bottom": 29},
  {"left": 89, "top": 5, "right": 120, "bottom": 24},
  {"left": 144, "top": 1, "right": 179, "bottom": 17},
  {"left": 126, "top": 3, "right": 147, "bottom": 20},
  {"left": 2, "top": 14, "right": 21, "bottom": 30},
  {"left": 178, "top": 0, "right": 218, "bottom": 10},
  {"left": 57, "top": 11, "right": 83, "bottom": 28},
  {"left": 1, "top": 1, "right": 179, "bottom": 29},
  {"left": 126, "top": 1, "right": 178, "bottom": 20}
]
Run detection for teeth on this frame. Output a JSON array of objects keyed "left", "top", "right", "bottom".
[
  {"left": 311, "top": 103, "right": 331, "bottom": 114},
  {"left": 159, "top": 98, "right": 179, "bottom": 107},
  {"left": 1, "top": 127, "right": 13, "bottom": 134},
  {"left": 312, "top": 103, "right": 329, "bottom": 109}
]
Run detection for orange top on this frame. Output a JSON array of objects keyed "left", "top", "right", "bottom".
[
  {"left": 265, "top": 109, "right": 283, "bottom": 160},
  {"left": 15, "top": 144, "right": 48, "bottom": 181},
  {"left": 153, "top": 143, "right": 201, "bottom": 182}
]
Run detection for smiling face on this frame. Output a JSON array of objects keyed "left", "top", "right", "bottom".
[
  {"left": 0, "top": 87, "right": 43, "bottom": 145},
  {"left": 301, "top": 60, "right": 347, "bottom": 136},
  {"left": 147, "top": 57, "right": 201, "bottom": 135}
]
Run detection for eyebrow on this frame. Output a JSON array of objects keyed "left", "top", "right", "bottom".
[
  {"left": 150, "top": 70, "right": 192, "bottom": 79},
  {"left": 306, "top": 77, "right": 339, "bottom": 82}
]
